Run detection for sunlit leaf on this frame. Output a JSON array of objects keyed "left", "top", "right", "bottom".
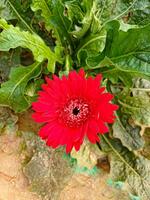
[
  {"left": 0, "top": 62, "right": 42, "bottom": 112},
  {"left": 0, "top": 18, "right": 60, "bottom": 72}
]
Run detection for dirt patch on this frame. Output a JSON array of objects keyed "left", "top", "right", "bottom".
[
  {"left": 60, "top": 173, "right": 128, "bottom": 200},
  {"left": 0, "top": 134, "right": 41, "bottom": 200},
  {"left": 18, "top": 109, "right": 40, "bottom": 133}
]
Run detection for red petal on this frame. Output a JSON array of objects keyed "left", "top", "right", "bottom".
[
  {"left": 78, "top": 68, "right": 85, "bottom": 78},
  {"left": 87, "top": 120, "right": 100, "bottom": 143},
  {"left": 39, "top": 123, "right": 55, "bottom": 139},
  {"left": 97, "top": 119, "right": 109, "bottom": 134}
]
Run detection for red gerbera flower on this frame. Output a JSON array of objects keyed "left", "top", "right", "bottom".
[{"left": 32, "top": 69, "right": 118, "bottom": 153}]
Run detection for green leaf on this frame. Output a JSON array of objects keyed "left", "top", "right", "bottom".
[
  {"left": 0, "top": 50, "right": 20, "bottom": 82},
  {"left": 105, "top": 22, "right": 150, "bottom": 76},
  {"left": 92, "top": 21, "right": 150, "bottom": 79},
  {"left": 66, "top": 0, "right": 94, "bottom": 39},
  {"left": 103, "top": 67, "right": 133, "bottom": 86},
  {"left": 113, "top": 114, "right": 144, "bottom": 151},
  {"left": 128, "top": 0, "right": 150, "bottom": 25},
  {"left": 0, "top": 62, "right": 42, "bottom": 112},
  {"left": 0, "top": 0, "right": 14, "bottom": 20},
  {"left": 97, "top": 0, "right": 138, "bottom": 23},
  {"left": 118, "top": 93, "right": 150, "bottom": 127},
  {"left": 0, "top": 18, "right": 60, "bottom": 72},
  {"left": 77, "top": 29, "right": 106, "bottom": 67},
  {"left": 100, "top": 135, "right": 150, "bottom": 200},
  {"left": 97, "top": 0, "right": 150, "bottom": 26},
  {"left": 32, "top": 0, "right": 73, "bottom": 49},
  {"left": 0, "top": 0, "right": 34, "bottom": 32},
  {"left": 95, "top": 55, "right": 150, "bottom": 86},
  {"left": 50, "top": 0, "right": 73, "bottom": 50},
  {"left": 31, "top": 0, "right": 52, "bottom": 31}
]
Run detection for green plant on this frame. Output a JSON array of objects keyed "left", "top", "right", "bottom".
[{"left": 0, "top": 0, "right": 150, "bottom": 199}]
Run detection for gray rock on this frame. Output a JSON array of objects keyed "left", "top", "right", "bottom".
[{"left": 23, "top": 132, "right": 74, "bottom": 200}]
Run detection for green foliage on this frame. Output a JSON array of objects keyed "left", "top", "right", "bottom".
[
  {"left": 76, "top": 28, "right": 106, "bottom": 67},
  {"left": 101, "top": 135, "right": 150, "bottom": 200},
  {"left": 105, "top": 22, "right": 150, "bottom": 76},
  {"left": 0, "top": 50, "right": 20, "bottom": 82},
  {"left": 0, "top": 1, "right": 150, "bottom": 199},
  {"left": 31, "top": 0, "right": 72, "bottom": 50},
  {"left": 0, "top": 19, "right": 60, "bottom": 72},
  {"left": 128, "top": 0, "right": 150, "bottom": 25},
  {"left": 50, "top": 0, "right": 73, "bottom": 50},
  {"left": 90, "top": 21, "right": 150, "bottom": 77},
  {"left": 118, "top": 90, "right": 150, "bottom": 126},
  {"left": 0, "top": 0, "right": 33, "bottom": 32},
  {"left": 0, "top": 0, "right": 14, "bottom": 20},
  {"left": 0, "top": 62, "right": 41, "bottom": 112},
  {"left": 31, "top": 0, "right": 52, "bottom": 31},
  {"left": 97, "top": 0, "right": 150, "bottom": 26},
  {"left": 113, "top": 114, "right": 144, "bottom": 151},
  {"left": 66, "top": 0, "right": 95, "bottom": 39}
]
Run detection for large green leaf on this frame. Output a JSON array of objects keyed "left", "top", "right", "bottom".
[
  {"left": 0, "top": 62, "right": 41, "bottom": 112},
  {"left": 50, "top": 0, "right": 73, "bottom": 50},
  {"left": 128, "top": 0, "right": 150, "bottom": 25},
  {"left": 92, "top": 21, "right": 150, "bottom": 78},
  {"left": 102, "top": 66, "right": 133, "bottom": 86},
  {"left": 32, "top": 0, "right": 73, "bottom": 49},
  {"left": 105, "top": 22, "right": 150, "bottom": 76},
  {"left": 94, "top": 55, "right": 150, "bottom": 87},
  {"left": 100, "top": 135, "right": 150, "bottom": 200},
  {"left": 0, "top": 19, "right": 60, "bottom": 72},
  {"left": 113, "top": 114, "right": 144, "bottom": 151}
]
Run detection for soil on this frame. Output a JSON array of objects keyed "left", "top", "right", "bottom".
[
  {"left": 0, "top": 110, "right": 129, "bottom": 200},
  {"left": 0, "top": 134, "right": 41, "bottom": 200}
]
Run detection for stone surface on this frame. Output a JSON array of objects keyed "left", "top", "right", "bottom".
[{"left": 23, "top": 132, "right": 74, "bottom": 200}]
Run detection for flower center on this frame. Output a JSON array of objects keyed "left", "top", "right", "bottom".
[
  {"left": 59, "top": 98, "right": 90, "bottom": 128},
  {"left": 72, "top": 107, "right": 80, "bottom": 115}
]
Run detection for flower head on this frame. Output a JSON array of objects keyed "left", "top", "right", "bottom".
[{"left": 32, "top": 69, "right": 118, "bottom": 153}]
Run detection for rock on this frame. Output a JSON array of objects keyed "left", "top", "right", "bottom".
[{"left": 23, "top": 132, "right": 74, "bottom": 200}]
